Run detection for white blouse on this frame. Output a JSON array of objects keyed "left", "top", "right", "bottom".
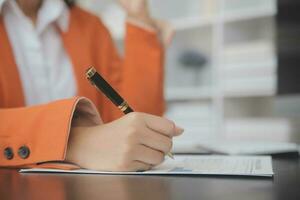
[{"left": 0, "top": 0, "right": 77, "bottom": 106}]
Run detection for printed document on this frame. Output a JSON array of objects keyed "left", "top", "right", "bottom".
[{"left": 20, "top": 155, "right": 273, "bottom": 177}]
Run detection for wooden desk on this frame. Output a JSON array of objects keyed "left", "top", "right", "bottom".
[{"left": 1, "top": 155, "right": 300, "bottom": 200}]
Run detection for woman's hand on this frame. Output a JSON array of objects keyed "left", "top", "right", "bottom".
[
  {"left": 66, "top": 112, "right": 184, "bottom": 172},
  {"left": 118, "top": 0, "right": 154, "bottom": 26}
]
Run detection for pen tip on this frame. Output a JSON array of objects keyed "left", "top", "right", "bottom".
[{"left": 167, "top": 152, "right": 174, "bottom": 159}]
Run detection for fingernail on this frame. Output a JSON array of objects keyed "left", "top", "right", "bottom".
[{"left": 174, "top": 126, "right": 184, "bottom": 136}]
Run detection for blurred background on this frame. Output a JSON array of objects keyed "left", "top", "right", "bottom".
[{"left": 77, "top": 0, "right": 300, "bottom": 149}]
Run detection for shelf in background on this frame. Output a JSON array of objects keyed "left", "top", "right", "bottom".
[
  {"left": 165, "top": 86, "right": 213, "bottom": 102},
  {"left": 171, "top": 3, "right": 276, "bottom": 31},
  {"left": 224, "top": 117, "right": 294, "bottom": 142},
  {"left": 171, "top": 16, "right": 214, "bottom": 31},
  {"left": 222, "top": 40, "right": 275, "bottom": 62},
  {"left": 222, "top": 60, "right": 276, "bottom": 79},
  {"left": 223, "top": 0, "right": 277, "bottom": 22},
  {"left": 224, "top": 8, "right": 276, "bottom": 23},
  {"left": 165, "top": 76, "right": 277, "bottom": 100},
  {"left": 223, "top": 76, "right": 277, "bottom": 98},
  {"left": 165, "top": 101, "right": 214, "bottom": 119}
]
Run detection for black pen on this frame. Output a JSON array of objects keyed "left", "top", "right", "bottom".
[
  {"left": 86, "top": 67, "right": 133, "bottom": 114},
  {"left": 85, "top": 67, "right": 174, "bottom": 159}
]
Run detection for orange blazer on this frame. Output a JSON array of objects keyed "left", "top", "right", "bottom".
[{"left": 0, "top": 6, "right": 165, "bottom": 168}]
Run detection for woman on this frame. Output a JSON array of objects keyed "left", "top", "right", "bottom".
[{"left": 0, "top": 0, "right": 183, "bottom": 171}]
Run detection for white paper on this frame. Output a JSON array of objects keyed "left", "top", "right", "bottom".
[{"left": 20, "top": 155, "right": 273, "bottom": 177}]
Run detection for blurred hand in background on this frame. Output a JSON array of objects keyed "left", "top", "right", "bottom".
[{"left": 118, "top": 0, "right": 154, "bottom": 26}]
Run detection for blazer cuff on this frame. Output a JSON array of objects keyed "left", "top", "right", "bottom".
[{"left": 0, "top": 97, "right": 101, "bottom": 168}]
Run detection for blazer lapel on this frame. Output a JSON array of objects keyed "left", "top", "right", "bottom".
[
  {"left": 0, "top": 16, "right": 25, "bottom": 107},
  {"left": 60, "top": 7, "right": 98, "bottom": 106}
]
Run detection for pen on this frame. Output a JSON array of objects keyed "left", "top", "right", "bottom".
[{"left": 85, "top": 67, "right": 174, "bottom": 159}]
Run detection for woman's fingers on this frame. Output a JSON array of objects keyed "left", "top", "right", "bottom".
[
  {"left": 174, "top": 126, "right": 185, "bottom": 136},
  {"left": 139, "top": 127, "right": 172, "bottom": 154},
  {"left": 134, "top": 144, "right": 165, "bottom": 165},
  {"left": 143, "top": 113, "right": 184, "bottom": 137},
  {"left": 129, "top": 161, "right": 151, "bottom": 172}
]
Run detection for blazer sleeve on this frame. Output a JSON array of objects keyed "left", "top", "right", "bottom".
[
  {"left": 0, "top": 97, "right": 101, "bottom": 168},
  {"left": 92, "top": 20, "right": 166, "bottom": 122}
]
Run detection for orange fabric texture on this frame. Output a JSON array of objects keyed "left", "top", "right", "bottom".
[{"left": 0, "top": 6, "right": 165, "bottom": 168}]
